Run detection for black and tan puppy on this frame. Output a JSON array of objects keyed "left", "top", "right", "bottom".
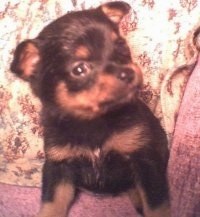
[{"left": 10, "top": 1, "right": 170, "bottom": 217}]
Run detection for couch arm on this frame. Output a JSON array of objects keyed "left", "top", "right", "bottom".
[{"left": 168, "top": 54, "right": 200, "bottom": 217}]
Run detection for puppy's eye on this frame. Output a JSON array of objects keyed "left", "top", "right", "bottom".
[{"left": 71, "top": 62, "right": 91, "bottom": 78}]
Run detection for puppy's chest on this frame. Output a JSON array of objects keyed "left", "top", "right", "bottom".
[
  {"left": 46, "top": 122, "right": 149, "bottom": 163},
  {"left": 45, "top": 123, "right": 150, "bottom": 194},
  {"left": 71, "top": 148, "right": 135, "bottom": 194}
]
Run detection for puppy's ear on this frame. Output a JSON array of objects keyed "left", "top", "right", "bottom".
[
  {"left": 99, "top": 1, "right": 130, "bottom": 24},
  {"left": 10, "top": 40, "right": 40, "bottom": 80}
]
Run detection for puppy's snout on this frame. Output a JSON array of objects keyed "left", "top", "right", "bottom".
[{"left": 117, "top": 68, "right": 134, "bottom": 83}]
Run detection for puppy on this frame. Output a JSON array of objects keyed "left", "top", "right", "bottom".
[{"left": 10, "top": 1, "right": 170, "bottom": 217}]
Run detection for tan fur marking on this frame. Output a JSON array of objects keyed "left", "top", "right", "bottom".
[
  {"left": 55, "top": 81, "right": 101, "bottom": 119},
  {"left": 46, "top": 145, "right": 95, "bottom": 162},
  {"left": 111, "top": 32, "right": 118, "bottom": 41},
  {"left": 128, "top": 188, "right": 143, "bottom": 211},
  {"left": 75, "top": 45, "right": 90, "bottom": 59},
  {"left": 101, "top": 6, "right": 124, "bottom": 23},
  {"left": 19, "top": 43, "right": 40, "bottom": 78},
  {"left": 36, "top": 182, "right": 74, "bottom": 217},
  {"left": 103, "top": 125, "right": 150, "bottom": 154},
  {"left": 134, "top": 186, "right": 171, "bottom": 217},
  {"left": 55, "top": 75, "right": 122, "bottom": 119}
]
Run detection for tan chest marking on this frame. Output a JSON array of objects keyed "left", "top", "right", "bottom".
[
  {"left": 45, "top": 145, "right": 100, "bottom": 162},
  {"left": 103, "top": 124, "right": 150, "bottom": 154},
  {"left": 45, "top": 124, "right": 150, "bottom": 162}
]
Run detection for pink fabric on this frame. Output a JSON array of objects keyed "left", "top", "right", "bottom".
[
  {"left": 168, "top": 55, "right": 200, "bottom": 217},
  {"left": 0, "top": 183, "right": 139, "bottom": 217}
]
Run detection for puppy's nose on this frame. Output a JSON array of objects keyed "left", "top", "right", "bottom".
[{"left": 117, "top": 68, "right": 134, "bottom": 83}]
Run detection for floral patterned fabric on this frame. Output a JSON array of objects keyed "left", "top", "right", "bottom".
[{"left": 0, "top": 0, "right": 200, "bottom": 187}]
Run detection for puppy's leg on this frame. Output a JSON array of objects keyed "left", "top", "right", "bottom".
[
  {"left": 129, "top": 186, "right": 170, "bottom": 217},
  {"left": 36, "top": 161, "right": 75, "bottom": 217},
  {"left": 128, "top": 188, "right": 143, "bottom": 216},
  {"left": 129, "top": 151, "right": 170, "bottom": 217},
  {"left": 37, "top": 183, "right": 74, "bottom": 217}
]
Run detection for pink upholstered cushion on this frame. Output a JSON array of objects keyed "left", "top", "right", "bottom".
[
  {"left": 1, "top": 0, "right": 200, "bottom": 188},
  {"left": 169, "top": 55, "right": 200, "bottom": 217}
]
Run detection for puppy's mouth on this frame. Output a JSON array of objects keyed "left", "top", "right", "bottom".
[
  {"left": 72, "top": 93, "right": 135, "bottom": 119},
  {"left": 99, "top": 89, "right": 136, "bottom": 112},
  {"left": 55, "top": 80, "right": 138, "bottom": 120}
]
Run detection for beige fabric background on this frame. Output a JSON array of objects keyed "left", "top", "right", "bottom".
[{"left": 0, "top": 0, "right": 200, "bottom": 187}]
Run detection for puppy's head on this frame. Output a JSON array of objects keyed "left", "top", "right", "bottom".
[{"left": 11, "top": 1, "right": 142, "bottom": 120}]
